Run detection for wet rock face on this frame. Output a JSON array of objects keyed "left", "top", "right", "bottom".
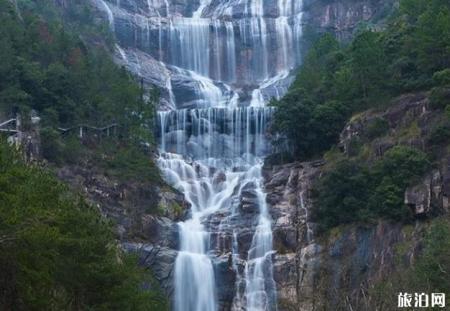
[
  {"left": 239, "top": 182, "right": 260, "bottom": 214},
  {"left": 264, "top": 161, "right": 322, "bottom": 309},
  {"left": 302, "top": 0, "right": 395, "bottom": 41},
  {"left": 123, "top": 243, "right": 178, "bottom": 295},
  {"left": 264, "top": 161, "right": 421, "bottom": 311},
  {"left": 339, "top": 93, "right": 429, "bottom": 157},
  {"left": 266, "top": 92, "right": 450, "bottom": 311}
]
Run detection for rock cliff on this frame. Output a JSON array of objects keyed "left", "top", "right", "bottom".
[
  {"left": 302, "top": 0, "right": 396, "bottom": 41},
  {"left": 54, "top": 152, "right": 188, "bottom": 296},
  {"left": 267, "top": 92, "right": 450, "bottom": 310}
]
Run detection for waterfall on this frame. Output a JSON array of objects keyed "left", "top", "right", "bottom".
[
  {"left": 152, "top": 1, "right": 305, "bottom": 309},
  {"left": 157, "top": 107, "right": 277, "bottom": 310},
  {"left": 96, "top": 0, "right": 114, "bottom": 29},
  {"left": 93, "top": 0, "right": 305, "bottom": 309},
  {"left": 243, "top": 165, "right": 277, "bottom": 311},
  {"left": 92, "top": 0, "right": 305, "bottom": 105},
  {"left": 169, "top": 18, "right": 211, "bottom": 77}
]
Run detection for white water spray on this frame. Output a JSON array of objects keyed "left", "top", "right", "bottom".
[{"left": 97, "top": 0, "right": 306, "bottom": 309}]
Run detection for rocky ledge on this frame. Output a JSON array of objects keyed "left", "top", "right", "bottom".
[
  {"left": 54, "top": 151, "right": 189, "bottom": 296},
  {"left": 267, "top": 92, "right": 450, "bottom": 311}
]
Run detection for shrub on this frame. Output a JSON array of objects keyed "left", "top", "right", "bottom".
[
  {"left": 312, "top": 159, "right": 372, "bottom": 229},
  {"left": 367, "top": 177, "right": 408, "bottom": 221},
  {"left": 366, "top": 117, "right": 389, "bottom": 139},
  {"left": 60, "top": 135, "right": 84, "bottom": 164},
  {"left": 372, "top": 146, "right": 430, "bottom": 187},
  {"left": 433, "top": 68, "right": 450, "bottom": 86},
  {"left": 429, "top": 87, "right": 450, "bottom": 110},
  {"left": 347, "top": 137, "right": 364, "bottom": 157},
  {"left": 445, "top": 105, "right": 450, "bottom": 119},
  {"left": 412, "top": 219, "right": 450, "bottom": 293},
  {"left": 368, "top": 219, "right": 450, "bottom": 309},
  {"left": 427, "top": 123, "right": 450, "bottom": 146},
  {"left": 40, "top": 127, "right": 63, "bottom": 163},
  {"left": 102, "top": 143, "right": 162, "bottom": 183},
  {"left": 312, "top": 146, "right": 429, "bottom": 231}
]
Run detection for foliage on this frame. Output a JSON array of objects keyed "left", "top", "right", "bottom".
[
  {"left": 96, "top": 140, "right": 162, "bottom": 183},
  {"left": 0, "top": 0, "right": 155, "bottom": 143},
  {"left": 40, "top": 126, "right": 63, "bottom": 162},
  {"left": 370, "top": 219, "right": 450, "bottom": 309},
  {"left": 312, "top": 146, "right": 430, "bottom": 230},
  {"left": 411, "top": 219, "right": 450, "bottom": 294},
  {"left": 433, "top": 68, "right": 450, "bottom": 86},
  {"left": 429, "top": 86, "right": 450, "bottom": 110},
  {"left": 311, "top": 159, "right": 371, "bottom": 229},
  {"left": 427, "top": 123, "right": 450, "bottom": 146},
  {"left": 0, "top": 141, "right": 168, "bottom": 310},
  {"left": 365, "top": 117, "right": 390, "bottom": 139},
  {"left": 272, "top": 0, "right": 450, "bottom": 159}
]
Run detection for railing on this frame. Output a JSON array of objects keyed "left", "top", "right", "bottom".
[
  {"left": 57, "top": 123, "right": 120, "bottom": 138},
  {"left": 1, "top": 117, "right": 121, "bottom": 139},
  {"left": 0, "top": 118, "right": 18, "bottom": 134}
]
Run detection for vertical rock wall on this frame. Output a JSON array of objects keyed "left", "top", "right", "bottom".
[{"left": 266, "top": 93, "right": 450, "bottom": 311}]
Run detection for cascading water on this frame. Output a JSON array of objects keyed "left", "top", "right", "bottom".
[
  {"left": 154, "top": 0, "right": 304, "bottom": 309},
  {"left": 93, "top": 0, "right": 305, "bottom": 309},
  {"left": 157, "top": 107, "right": 277, "bottom": 310},
  {"left": 94, "top": 0, "right": 304, "bottom": 105}
]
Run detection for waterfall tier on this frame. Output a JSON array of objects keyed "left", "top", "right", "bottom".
[
  {"left": 157, "top": 106, "right": 278, "bottom": 310},
  {"left": 158, "top": 107, "right": 274, "bottom": 161},
  {"left": 93, "top": 0, "right": 304, "bottom": 108}
]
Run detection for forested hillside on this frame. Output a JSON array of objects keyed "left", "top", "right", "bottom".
[
  {"left": 270, "top": 0, "right": 450, "bottom": 304},
  {"left": 0, "top": 0, "right": 153, "bottom": 131},
  {"left": 0, "top": 1, "right": 167, "bottom": 309},
  {"left": 0, "top": 0, "right": 159, "bottom": 165},
  {"left": 272, "top": 0, "right": 450, "bottom": 228},
  {"left": 273, "top": 0, "right": 450, "bottom": 159},
  {"left": 0, "top": 141, "right": 167, "bottom": 310}
]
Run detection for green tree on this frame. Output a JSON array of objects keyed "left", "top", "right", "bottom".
[
  {"left": 0, "top": 140, "right": 168, "bottom": 310},
  {"left": 312, "top": 147, "right": 429, "bottom": 231},
  {"left": 272, "top": 0, "right": 450, "bottom": 160},
  {"left": 350, "top": 31, "right": 387, "bottom": 103}
]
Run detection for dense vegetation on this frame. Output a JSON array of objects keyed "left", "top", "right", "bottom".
[
  {"left": 311, "top": 146, "right": 430, "bottom": 231},
  {"left": 272, "top": 0, "right": 450, "bottom": 159},
  {"left": 370, "top": 218, "right": 450, "bottom": 308},
  {"left": 408, "top": 219, "right": 450, "bottom": 295},
  {"left": 270, "top": 0, "right": 450, "bottom": 231},
  {"left": 0, "top": 0, "right": 154, "bottom": 139},
  {"left": 0, "top": 1, "right": 168, "bottom": 308},
  {"left": 0, "top": 0, "right": 163, "bottom": 215},
  {"left": 0, "top": 141, "right": 167, "bottom": 310},
  {"left": 0, "top": 0, "right": 163, "bottom": 182}
]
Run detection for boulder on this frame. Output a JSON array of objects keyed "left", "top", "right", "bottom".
[
  {"left": 123, "top": 243, "right": 178, "bottom": 295},
  {"left": 238, "top": 182, "right": 259, "bottom": 214}
]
